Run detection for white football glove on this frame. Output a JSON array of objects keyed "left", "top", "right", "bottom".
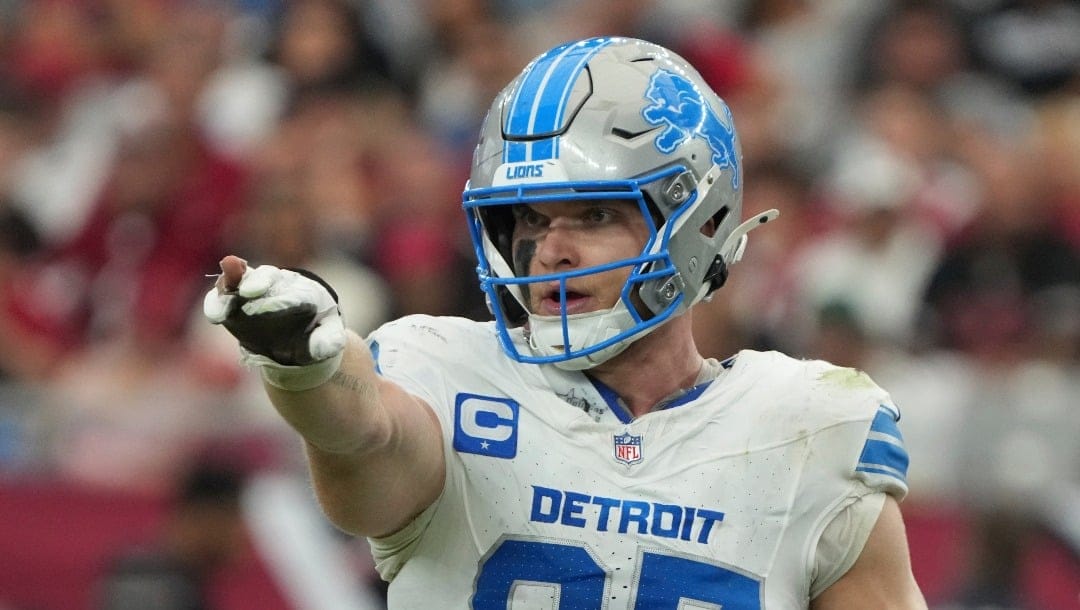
[{"left": 204, "top": 264, "right": 347, "bottom": 390}]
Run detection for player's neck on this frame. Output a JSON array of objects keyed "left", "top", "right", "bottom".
[{"left": 588, "top": 316, "right": 703, "bottom": 418}]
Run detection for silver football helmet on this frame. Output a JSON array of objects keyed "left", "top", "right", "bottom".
[{"left": 463, "top": 37, "right": 777, "bottom": 370}]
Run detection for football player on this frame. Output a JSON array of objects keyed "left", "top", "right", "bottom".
[{"left": 205, "top": 37, "right": 926, "bottom": 609}]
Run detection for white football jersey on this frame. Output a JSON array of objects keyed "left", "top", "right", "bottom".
[{"left": 366, "top": 315, "right": 909, "bottom": 610}]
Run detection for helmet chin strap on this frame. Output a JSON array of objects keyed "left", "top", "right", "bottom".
[{"left": 526, "top": 300, "right": 643, "bottom": 370}]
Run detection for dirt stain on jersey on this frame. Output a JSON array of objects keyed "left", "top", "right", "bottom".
[{"left": 818, "top": 367, "right": 875, "bottom": 389}]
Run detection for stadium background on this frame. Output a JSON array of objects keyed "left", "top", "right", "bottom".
[{"left": 0, "top": 0, "right": 1076, "bottom": 608}]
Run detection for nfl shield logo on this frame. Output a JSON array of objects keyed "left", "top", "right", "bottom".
[{"left": 613, "top": 432, "right": 643, "bottom": 466}]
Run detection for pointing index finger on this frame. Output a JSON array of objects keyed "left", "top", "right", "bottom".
[{"left": 216, "top": 255, "right": 248, "bottom": 294}]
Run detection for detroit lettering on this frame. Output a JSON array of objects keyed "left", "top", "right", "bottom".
[{"left": 530, "top": 485, "right": 725, "bottom": 544}]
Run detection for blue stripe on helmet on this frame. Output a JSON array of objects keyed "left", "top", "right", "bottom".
[{"left": 503, "top": 38, "right": 613, "bottom": 163}]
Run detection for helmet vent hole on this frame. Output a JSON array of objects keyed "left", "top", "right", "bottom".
[{"left": 701, "top": 206, "right": 730, "bottom": 237}]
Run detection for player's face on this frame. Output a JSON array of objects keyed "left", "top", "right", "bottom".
[{"left": 510, "top": 199, "right": 651, "bottom": 316}]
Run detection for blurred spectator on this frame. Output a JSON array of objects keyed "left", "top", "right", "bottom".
[
  {"left": 97, "top": 459, "right": 248, "bottom": 610},
  {"left": 514, "top": 0, "right": 655, "bottom": 55},
  {"left": 789, "top": 86, "right": 946, "bottom": 349},
  {"left": 250, "top": 91, "right": 381, "bottom": 258},
  {"left": 267, "top": 0, "right": 393, "bottom": 101},
  {"left": 2, "top": 1, "right": 107, "bottom": 107},
  {"left": 736, "top": 0, "right": 887, "bottom": 170},
  {"left": 367, "top": 119, "right": 481, "bottom": 317},
  {"left": 961, "top": 0, "right": 1080, "bottom": 97},
  {"left": 1, "top": 96, "right": 246, "bottom": 378},
  {"left": 3, "top": 1, "right": 124, "bottom": 248},
  {"left": 857, "top": 1, "right": 970, "bottom": 95},
  {"left": 921, "top": 120, "right": 1080, "bottom": 363},
  {"left": 0, "top": 1, "right": 249, "bottom": 381},
  {"left": 415, "top": 10, "right": 527, "bottom": 155},
  {"left": 231, "top": 177, "right": 391, "bottom": 337},
  {"left": 1035, "top": 91, "right": 1080, "bottom": 251},
  {"left": 195, "top": 2, "right": 291, "bottom": 161}
]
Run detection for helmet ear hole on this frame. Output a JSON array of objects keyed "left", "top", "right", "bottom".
[
  {"left": 701, "top": 206, "right": 733, "bottom": 291},
  {"left": 705, "top": 206, "right": 730, "bottom": 237}
]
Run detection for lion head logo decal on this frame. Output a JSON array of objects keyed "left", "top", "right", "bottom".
[{"left": 641, "top": 69, "right": 739, "bottom": 189}]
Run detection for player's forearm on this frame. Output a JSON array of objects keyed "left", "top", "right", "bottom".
[
  {"left": 265, "top": 331, "right": 446, "bottom": 537},
  {"left": 263, "top": 331, "right": 390, "bottom": 456},
  {"left": 303, "top": 400, "right": 445, "bottom": 537}
]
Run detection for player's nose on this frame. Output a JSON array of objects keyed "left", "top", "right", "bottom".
[{"left": 535, "top": 219, "right": 580, "bottom": 270}]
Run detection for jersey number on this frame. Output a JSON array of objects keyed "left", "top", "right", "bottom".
[{"left": 473, "top": 539, "right": 761, "bottom": 609}]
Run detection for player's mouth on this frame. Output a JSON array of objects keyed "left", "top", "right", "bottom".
[{"left": 538, "top": 284, "right": 591, "bottom": 316}]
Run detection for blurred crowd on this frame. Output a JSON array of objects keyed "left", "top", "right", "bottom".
[{"left": 0, "top": 0, "right": 1077, "bottom": 609}]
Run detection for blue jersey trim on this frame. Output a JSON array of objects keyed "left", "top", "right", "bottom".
[
  {"left": 857, "top": 439, "right": 909, "bottom": 477},
  {"left": 368, "top": 339, "right": 382, "bottom": 375},
  {"left": 869, "top": 405, "right": 904, "bottom": 441},
  {"left": 856, "top": 406, "right": 909, "bottom": 484},
  {"left": 663, "top": 382, "right": 713, "bottom": 409},
  {"left": 586, "top": 375, "right": 714, "bottom": 422},
  {"left": 588, "top": 376, "right": 633, "bottom": 424}
]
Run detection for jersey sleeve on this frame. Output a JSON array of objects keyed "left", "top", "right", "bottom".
[
  {"left": 797, "top": 358, "right": 911, "bottom": 501},
  {"left": 362, "top": 317, "right": 456, "bottom": 580},
  {"left": 368, "top": 499, "right": 440, "bottom": 581},
  {"left": 809, "top": 487, "right": 886, "bottom": 598},
  {"left": 365, "top": 315, "right": 452, "bottom": 409},
  {"left": 852, "top": 403, "right": 909, "bottom": 499},
  {"left": 363, "top": 316, "right": 500, "bottom": 581},
  {"left": 796, "top": 360, "right": 912, "bottom": 598}
]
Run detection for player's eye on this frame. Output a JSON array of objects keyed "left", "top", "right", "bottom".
[
  {"left": 582, "top": 206, "right": 614, "bottom": 224},
  {"left": 514, "top": 206, "right": 546, "bottom": 228}
]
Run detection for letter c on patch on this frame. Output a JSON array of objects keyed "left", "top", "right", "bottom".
[
  {"left": 454, "top": 393, "right": 519, "bottom": 458},
  {"left": 461, "top": 399, "right": 514, "bottom": 441}
]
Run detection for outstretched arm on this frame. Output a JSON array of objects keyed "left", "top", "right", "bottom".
[
  {"left": 811, "top": 495, "right": 927, "bottom": 610},
  {"left": 210, "top": 256, "right": 445, "bottom": 538}
]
